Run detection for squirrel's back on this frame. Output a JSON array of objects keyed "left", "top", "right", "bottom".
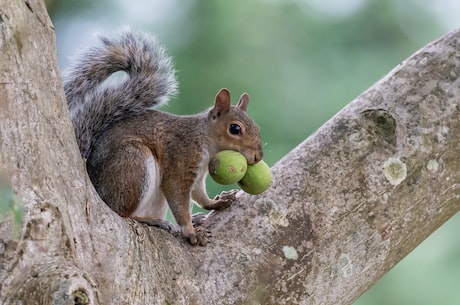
[{"left": 63, "top": 29, "right": 177, "bottom": 158}]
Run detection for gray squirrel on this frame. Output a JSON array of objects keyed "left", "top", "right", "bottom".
[{"left": 64, "top": 30, "right": 263, "bottom": 245}]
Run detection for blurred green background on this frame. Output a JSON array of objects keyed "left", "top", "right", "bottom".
[{"left": 47, "top": 0, "right": 459, "bottom": 304}]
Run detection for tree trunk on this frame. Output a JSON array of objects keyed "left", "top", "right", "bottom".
[{"left": 1, "top": 1, "right": 459, "bottom": 305}]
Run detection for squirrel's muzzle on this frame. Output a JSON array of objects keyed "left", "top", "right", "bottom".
[{"left": 248, "top": 149, "right": 263, "bottom": 164}]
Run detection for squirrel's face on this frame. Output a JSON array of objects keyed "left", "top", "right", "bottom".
[{"left": 208, "top": 89, "right": 263, "bottom": 164}]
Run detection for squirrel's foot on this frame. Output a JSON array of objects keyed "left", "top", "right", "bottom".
[
  {"left": 135, "top": 218, "right": 181, "bottom": 237},
  {"left": 189, "top": 226, "right": 212, "bottom": 246},
  {"left": 211, "top": 189, "right": 239, "bottom": 210},
  {"left": 192, "top": 212, "right": 209, "bottom": 227},
  {"left": 183, "top": 214, "right": 212, "bottom": 246}
]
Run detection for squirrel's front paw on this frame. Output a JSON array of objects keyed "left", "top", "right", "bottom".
[
  {"left": 212, "top": 189, "right": 239, "bottom": 210},
  {"left": 185, "top": 226, "right": 211, "bottom": 246},
  {"left": 193, "top": 226, "right": 212, "bottom": 246}
]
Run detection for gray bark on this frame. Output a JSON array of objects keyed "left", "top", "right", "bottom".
[{"left": 1, "top": 1, "right": 459, "bottom": 305}]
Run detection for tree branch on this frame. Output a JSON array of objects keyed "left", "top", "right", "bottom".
[
  {"left": 0, "top": 1, "right": 459, "bottom": 304},
  {"left": 199, "top": 29, "right": 460, "bottom": 304}
]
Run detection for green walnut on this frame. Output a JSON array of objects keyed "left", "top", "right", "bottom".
[
  {"left": 209, "top": 150, "right": 248, "bottom": 185},
  {"left": 238, "top": 160, "right": 272, "bottom": 195}
]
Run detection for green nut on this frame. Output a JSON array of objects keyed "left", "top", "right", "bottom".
[
  {"left": 209, "top": 150, "right": 248, "bottom": 185},
  {"left": 238, "top": 160, "right": 272, "bottom": 195}
]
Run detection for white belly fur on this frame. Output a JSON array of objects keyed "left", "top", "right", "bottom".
[
  {"left": 130, "top": 155, "right": 168, "bottom": 219},
  {"left": 192, "top": 149, "right": 210, "bottom": 192}
]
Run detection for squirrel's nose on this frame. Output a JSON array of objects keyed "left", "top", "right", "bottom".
[
  {"left": 246, "top": 148, "right": 263, "bottom": 164},
  {"left": 254, "top": 149, "right": 263, "bottom": 163}
]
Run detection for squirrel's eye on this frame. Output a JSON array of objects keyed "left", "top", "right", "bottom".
[{"left": 229, "top": 123, "right": 242, "bottom": 135}]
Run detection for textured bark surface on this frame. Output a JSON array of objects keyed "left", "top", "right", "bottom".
[{"left": 1, "top": 1, "right": 459, "bottom": 305}]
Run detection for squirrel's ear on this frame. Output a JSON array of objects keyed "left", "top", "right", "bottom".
[
  {"left": 209, "top": 88, "right": 231, "bottom": 119},
  {"left": 236, "top": 93, "right": 249, "bottom": 112}
]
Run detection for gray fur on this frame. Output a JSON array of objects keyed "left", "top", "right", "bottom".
[{"left": 63, "top": 29, "right": 178, "bottom": 158}]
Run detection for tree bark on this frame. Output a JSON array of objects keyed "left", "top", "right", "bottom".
[{"left": 1, "top": 1, "right": 459, "bottom": 305}]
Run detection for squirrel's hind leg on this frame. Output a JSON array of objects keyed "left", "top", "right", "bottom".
[
  {"left": 88, "top": 141, "right": 152, "bottom": 217},
  {"left": 134, "top": 217, "right": 181, "bottom": 236},
  {"left": 90, "top": 141, "right": 178, "bottom": 236},
  {"left": 125, "top": 145, "right": 180, "bottom": 236}
]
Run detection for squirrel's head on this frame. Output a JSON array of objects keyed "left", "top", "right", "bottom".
[{"left": 208, "top": 88, "right": 263, "bottom": 164}]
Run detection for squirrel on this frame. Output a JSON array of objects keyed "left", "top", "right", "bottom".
[{"left": 63, "top": 30, "right": 263, "bottom": 246}]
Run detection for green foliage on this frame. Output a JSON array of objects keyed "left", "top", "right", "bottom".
[{"left": 0, "top": 175, "right": 24, "bottom": 238}]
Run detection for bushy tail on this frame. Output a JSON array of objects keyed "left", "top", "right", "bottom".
[{"left": 63, "top": 29, "right": 177, "bottom": 158}]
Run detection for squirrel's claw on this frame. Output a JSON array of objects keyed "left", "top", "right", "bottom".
[
  {"left": 187, "top": 213, "right": 213, "bottom": 246},
  {"left": 192, "top": 212, "right": 208, "bottom": 227},
  {"left": 193, "top": 226, "right": 212, "bottom": 246}
]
